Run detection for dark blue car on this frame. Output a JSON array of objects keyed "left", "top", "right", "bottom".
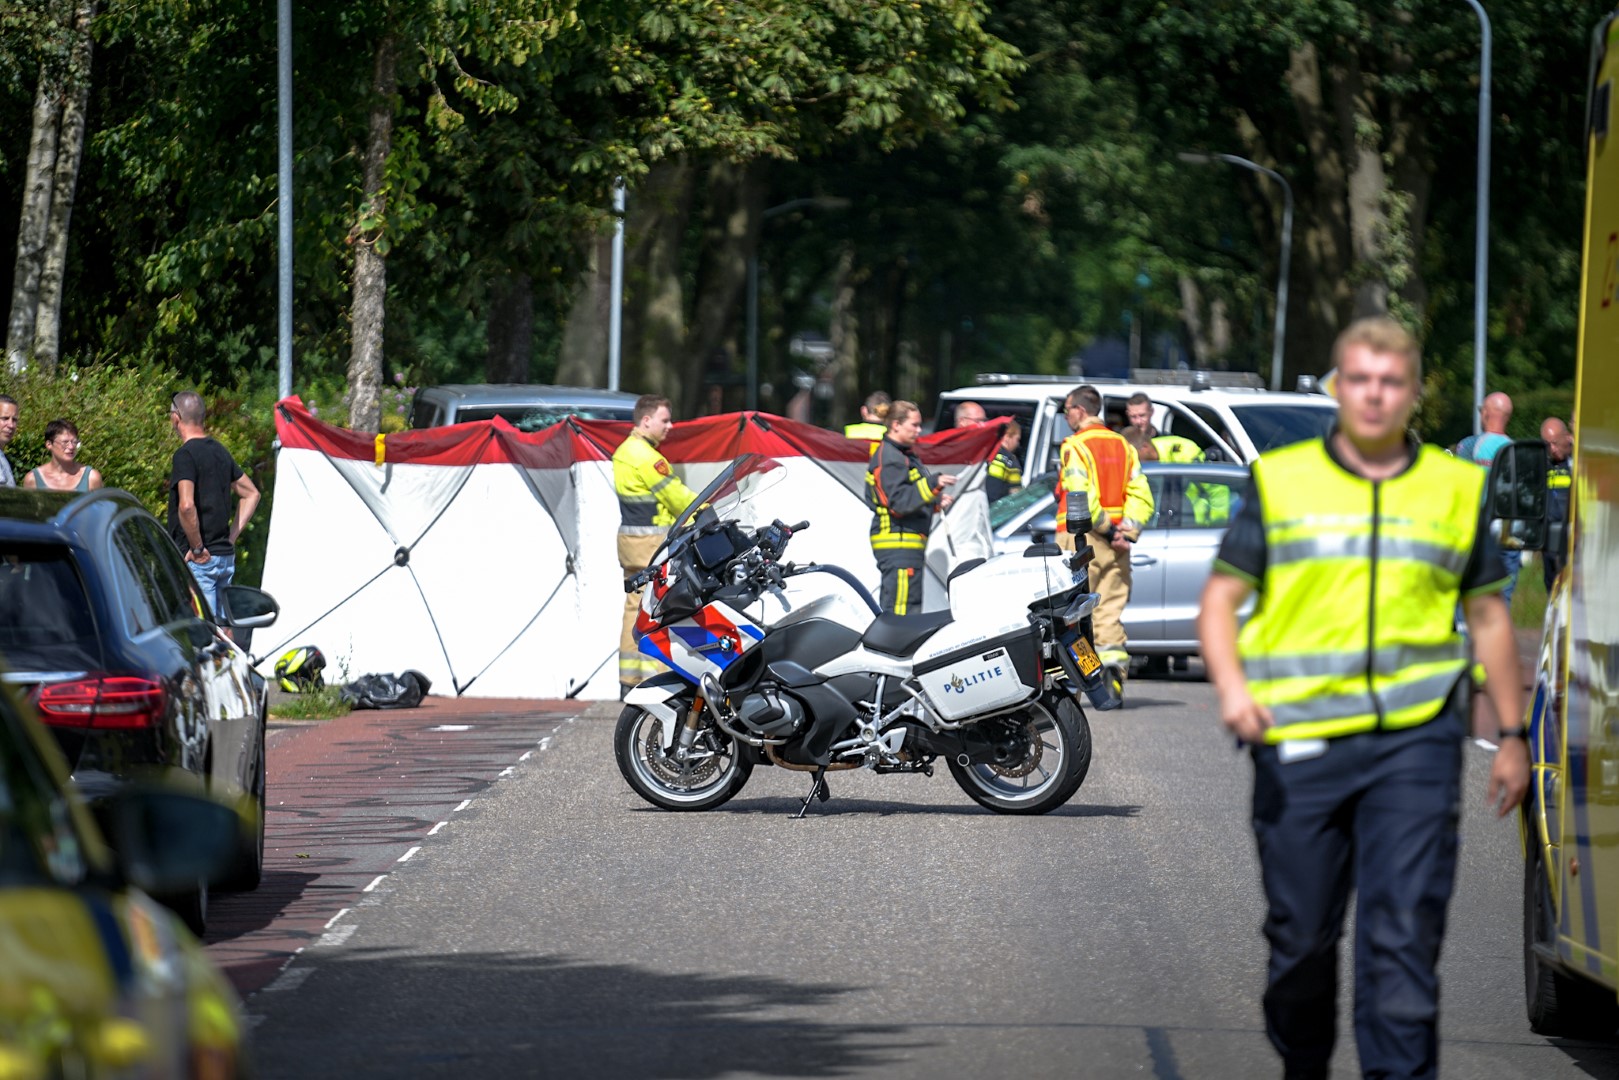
[{"left": 0, "top": 487, "right": 278, "bottom": 933}]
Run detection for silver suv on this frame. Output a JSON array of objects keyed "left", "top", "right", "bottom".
[
  {"left": 935, "top": 370, "right": 1336, "bottom": 476},
  {"left": 410, "top": 383, "right": 638, "bottom": 431}
]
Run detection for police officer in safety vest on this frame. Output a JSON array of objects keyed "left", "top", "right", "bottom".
[
  {"left": 1198, "top": 317, "right": 1529, "bottom": 1080},
  {"left": 1541, "top": 415, "right": 1573, "bottom": 589},
  {"left": 867, "top": 400, "right": 956, "bottom": 615},
  {"left": 614, "top": 394, "right": 697, "bottom": 691},
  {"left": 1057, "top": 385, "right": 1153, "bottom": 687}
]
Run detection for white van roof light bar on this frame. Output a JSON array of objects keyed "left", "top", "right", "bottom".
[{"left": 972, "top": 369, "right": 1267, "bottom": 389}]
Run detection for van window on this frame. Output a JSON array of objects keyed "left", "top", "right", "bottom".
[
  {"left": 1228, "top": 404, "right": 1336, "bottom": 453},
  {"left": 1177, "top": 402, "right": 1241, "bottom": 458},
  {"left": 410, "top": 397, "right": 441, "bottom": 429},
  {"left": 453, "top": 404, "right": 634, "bottom": 431}
]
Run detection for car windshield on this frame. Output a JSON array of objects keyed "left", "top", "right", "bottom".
[
  {"left": 990, "top": 476, "right": 1054, "bottom": 529},
  {"left": 655, "top": 453, "right": 786, "bottom": 562},
  {"left": 456, "top": 405, "right": 635, "bottom": 431},
  {"left": 1228, "top": 404, "right": 1337, "bottom": 453},
  {"left": 0, "top": 546, "right": 101, "bottom": 671}
]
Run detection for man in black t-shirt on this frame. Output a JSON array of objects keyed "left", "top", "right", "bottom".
[{"left": 167, "top": 390, "right": 260, "bottom": 619}]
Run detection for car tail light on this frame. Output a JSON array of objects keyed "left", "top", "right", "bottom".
[{"left": 34, "top": 676, "right": 167, "bottom": 730}]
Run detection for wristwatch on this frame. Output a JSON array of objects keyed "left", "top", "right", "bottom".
[
  {"left": 191, "top": 546, "right": 207, "bottom": 558},
  {"left": 1496, "top": 726, "right": 1528, "bottom": 741}
]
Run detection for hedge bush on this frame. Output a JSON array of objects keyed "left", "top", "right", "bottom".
[{"left": 0, "top": 365, "right": 278, "bottom": 587}]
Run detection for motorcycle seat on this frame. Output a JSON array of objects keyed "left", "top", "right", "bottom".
[{"left": 861, "top": 610, "right": 954, "bottom": 656}]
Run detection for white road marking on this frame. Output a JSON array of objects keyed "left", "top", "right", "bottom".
[
  {"left": 499, "top": 766, "right": 515, "bottom": 777},
  {"left": 519, "top": 750, "right": 532, "bottom": 761},
  {"left": 428, "top": 821, "right": 446, "bottom": 835},
  {"left": 428, "top": 724, "right": 473, "bottom": 732},
  {"left": 315, "top": 923, "right": 358, "bottom": 948},
  {"left": 398, "top": 846, "right": 421, "bottom": 862},
  {"left": 363, "top": 875, "right": 386, "bottom": 892},
  {"left": 539, "top": 737, "right": 552, "bottom": 751},
  {"left": 325, "top": 908, "right": 350, "bottom": 929},
  {"left": 454, "top": 799, "right": 471, "bottom": 812},
  {"left": 262, "top": 966, "right": 314, "bottom": 993}
]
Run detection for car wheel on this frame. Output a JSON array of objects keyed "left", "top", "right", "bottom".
[{"left": 163, "top": 880, "right": 209, "bottom": 938}]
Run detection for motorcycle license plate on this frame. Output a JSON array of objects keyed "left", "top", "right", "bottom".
[{"left": 1070, "top": 638, "right": 1102, "bottom": 677}]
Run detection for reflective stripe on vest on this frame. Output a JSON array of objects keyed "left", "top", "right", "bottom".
[{"left": 1238, "top": 440, "right": 1484, "bottom": 743}]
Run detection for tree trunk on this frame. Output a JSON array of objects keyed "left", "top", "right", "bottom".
[
  {"left": 622, "top": 160, "right": 695, "bottom": 405},
  {"left": 1332, "top": 52, "right": 1389, "bottom": 318},
  {"left": 347, "top": 34, "right": 397, "bottom": 434},
  {"left": 1178, "top": 274, "right": 1212, "bottom": 366},
  {"left": 1283, "top": 43, "right": 1355, "bottom": 382},
  {"left": 33, "top": 0, "right": 96, "bottom": 374},
  {"left": 556, "top": 233, "right": 611, "bottom": 386},
  {"left": 6, "top": 69, "right": 64, "bottom": 373},
  {"left": 681, "top": 162, "right": 762, "bottom": 418},
  {"left": 826, "top": 244, "right": 860, "bottom": 423},
  {"left": 485, "top": 272, "right": 534, "bottom": 383}
]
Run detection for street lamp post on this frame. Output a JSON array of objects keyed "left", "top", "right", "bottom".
[
  {"left": 276, "top": 0, "right": 292, "bottom": 400},
  {"left": 1177, "top": 152, "right": 1293, "bottom": 391},
  {"left": 746, "top": 197, "right": 850, "bottom": 411},
  {"left": 1463, "top": 0, "right": 1492, "bottom": 437}
]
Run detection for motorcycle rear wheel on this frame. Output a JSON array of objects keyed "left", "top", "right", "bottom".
[
  {"left": 614, "top": 705, "right": 753, "bottom": 811},
  {"left": 948, "top": 695, "right": 1092, "bottom": 815}
]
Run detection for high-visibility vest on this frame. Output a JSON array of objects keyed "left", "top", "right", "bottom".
[
  {"left": 1057, "top": 422, "right": 1150, "bottom": 529},
  {"left": 1237, "top": 439, "right": 1486, "bottom": 743},
  {"left": 844, "top": 421, "right": 886, "bottom": 440},
  {"left": 613, "top": 433, "right": 696, "bottom": 533},
  {"left": 1151, "top": 434, "right": 1203, "bottom": 463}
]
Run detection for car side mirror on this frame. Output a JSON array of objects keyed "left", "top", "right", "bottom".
[
  {"left": 104, "top": 784, "right": 241, "bottom": 892},
  {"left": 218, "top": 585, "right": 279, "bottom": 629},
  {"left": 1485, "top": 439, "right": 1549, "bottom": 552}
]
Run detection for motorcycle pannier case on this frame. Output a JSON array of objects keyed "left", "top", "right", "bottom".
[{"left": 912, "top": 626, "right": 1042, "bottom": 722}]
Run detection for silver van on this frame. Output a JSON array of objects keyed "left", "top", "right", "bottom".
[{"left": 410, "top": 383, "right": 638, "bottom": 431}]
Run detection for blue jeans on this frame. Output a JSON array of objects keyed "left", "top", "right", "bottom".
[{"left": 187, "top": 554, "right": 235, "bottom": 620}]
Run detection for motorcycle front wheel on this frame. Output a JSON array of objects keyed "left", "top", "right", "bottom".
[
  {"left": 948, "top": 694, "right": 1092, "bottom": 815},
  {"left": 614, "top": 704, "right": 754, "bottom": 811}
]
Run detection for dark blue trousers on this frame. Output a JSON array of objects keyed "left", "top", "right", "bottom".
[{"left": 1250, "top": 711, "right": 1464, "bottom": 1080}]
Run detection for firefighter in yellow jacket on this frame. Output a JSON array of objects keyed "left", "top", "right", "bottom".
[
  {"left": 614, "top": 394, "right": 697, "bottom": 690},
  {"left": 867, "top": 400, "right": 956, "bottom": 615},
  {"left": 1057, "top": 385, "right": 1154, "bottom": 688}
]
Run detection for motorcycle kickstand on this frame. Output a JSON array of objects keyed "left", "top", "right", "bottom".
[{"left": 795, "top": 766, "right": 831, "bottom": 819}]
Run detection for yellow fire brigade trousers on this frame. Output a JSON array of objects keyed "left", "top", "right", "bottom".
[
  {"left": 1060, "top": 526, "right": 1131, "bottom": 676},
  {"left": 619, "top": 532, "right": 668, "bottom": 687}
]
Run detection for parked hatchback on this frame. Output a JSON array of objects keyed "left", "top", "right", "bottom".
[
  {"left": 0, "top": 670, "right": 251, "bottom": 1077},
  {"left": 990, "top": 462, "right": 1253, "bottom": 665},
  {"left": 0, "top": 488, "right": 278, "bottom": 932}
]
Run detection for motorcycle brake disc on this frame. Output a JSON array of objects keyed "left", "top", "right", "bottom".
[
  {"left": 985, "top": 718, "right": 1043, "bottom": 779},
  {"left": 643, "top": 725, "right": 722, "bottom": 787}
]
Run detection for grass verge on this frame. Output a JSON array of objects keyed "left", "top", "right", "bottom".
[
  {"left": 269, "top": 683, "right": 352, "bottom": 721},
  {"left": 1511, "top": 553, "right": 1550, "bottom": 631}
]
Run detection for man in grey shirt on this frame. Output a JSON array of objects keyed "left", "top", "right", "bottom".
[{"left": 0, "top": 395, "right": 17, "bottom": 487}]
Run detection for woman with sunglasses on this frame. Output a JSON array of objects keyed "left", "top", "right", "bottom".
[{"left": 22, "top": 418, "right": 103, "bottom": 492}]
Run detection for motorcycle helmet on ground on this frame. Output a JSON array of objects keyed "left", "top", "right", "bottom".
[{"left": 275, "top": 646, "right": 326, "bottom": 693}]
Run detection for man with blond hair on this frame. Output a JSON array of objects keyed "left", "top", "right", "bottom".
[{"left": 1199, "top": 316, "right": 1526, "bottom": 1079}]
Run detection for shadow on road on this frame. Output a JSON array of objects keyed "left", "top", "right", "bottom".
[
  {"left": 254, "top": 950, "right": 920, "bottom": 1078},
  {"left": 206, "top": 868, "right": 321, "bottom": 942},
  {"left": 682, "top": 796, "right": 1144, "bottom": 818}
]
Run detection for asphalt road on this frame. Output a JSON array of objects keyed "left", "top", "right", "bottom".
[{"left": 243, "top": 672, "right": 1619, "bottom": 1080}]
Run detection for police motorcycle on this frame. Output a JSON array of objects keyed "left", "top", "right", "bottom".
[{"left": 615, "top": 453, "right": 1121, "bottom": 817}]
